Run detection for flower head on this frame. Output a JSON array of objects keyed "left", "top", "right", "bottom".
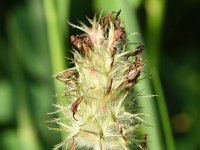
[{"left": 53, "top": 11, "right": 146, "bottom": 150}]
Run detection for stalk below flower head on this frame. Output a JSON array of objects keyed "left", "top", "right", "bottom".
[{"left": 53, "top": 10, "right": 147, "bottom": 150}]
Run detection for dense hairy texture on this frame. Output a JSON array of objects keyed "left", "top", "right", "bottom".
[{"left": 53, "top": 11, "right": 146, "bottom": 150}]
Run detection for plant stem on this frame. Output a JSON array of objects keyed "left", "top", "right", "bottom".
[
  {"left": 43, "top": 0, "right": 66, "bottom": 74},
  {"left": 43, "top": 0, "right": 70, "bottom": 140},
  {"left": 145, "top": 0, "right": 175, "bottom": 149}
]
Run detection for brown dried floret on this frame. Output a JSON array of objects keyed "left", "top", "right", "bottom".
[{"left": 70, "top": 96, "right": 84, "bottom": 121}]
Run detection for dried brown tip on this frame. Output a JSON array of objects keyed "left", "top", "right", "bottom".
[
  {"left": 112, "top": 9, "right": 121, "bottom": 20},
  {"left": 105, "top": 78, "right": 113, "bottom": 95},
  {"left": 70, "top": 97, "right": 84, "bottom": 121},
  {"left": 140, "top": 134, "right": 148, "bottom": 150},
  {"left": 103, "top": 12, "right": 113, "bottom": 27},
  {"left": 127, "top": 44, "right": 145, "bottom": 57},
  {"left": 69, "top": 139, "right": 75, "bottom": 150},
  {"left": 71, "top": 35, "right": 92, "bottom": 54},
  {"left": 125, "top": 57, "right": 143, "bottom": 89},
  {"left": 102, "top": 11, "right": 126, "bottom": 57},
  {"left": 115, "top": 118, "right": 127, "bottom": 143},
  {"left": 56, "top": 70, "right": 74, "bottom": 79}
]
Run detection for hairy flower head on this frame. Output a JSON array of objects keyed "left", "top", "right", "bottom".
[{"left": 52, "top": 11, "right": 146, "bottom": 150}]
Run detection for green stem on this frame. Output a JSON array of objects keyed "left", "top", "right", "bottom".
[
  {"left": 145, "top": 0, "right": 175, "bottom": 149},
  {"left": 43, "top": 0, "right": 65, "bottom": 74},
  {"left": 42, "top": 0, "right": 70, "bottom": 141},
  {"left": 152, "top": 67, "right": 175, "bottom": 150},
  {"left": 56, "top": 0, "right": 71, "bottom": 38}
]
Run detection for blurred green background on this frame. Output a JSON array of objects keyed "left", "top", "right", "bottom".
[{"left": 0, "top": 0, "right": 200, "bottom": 150}]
